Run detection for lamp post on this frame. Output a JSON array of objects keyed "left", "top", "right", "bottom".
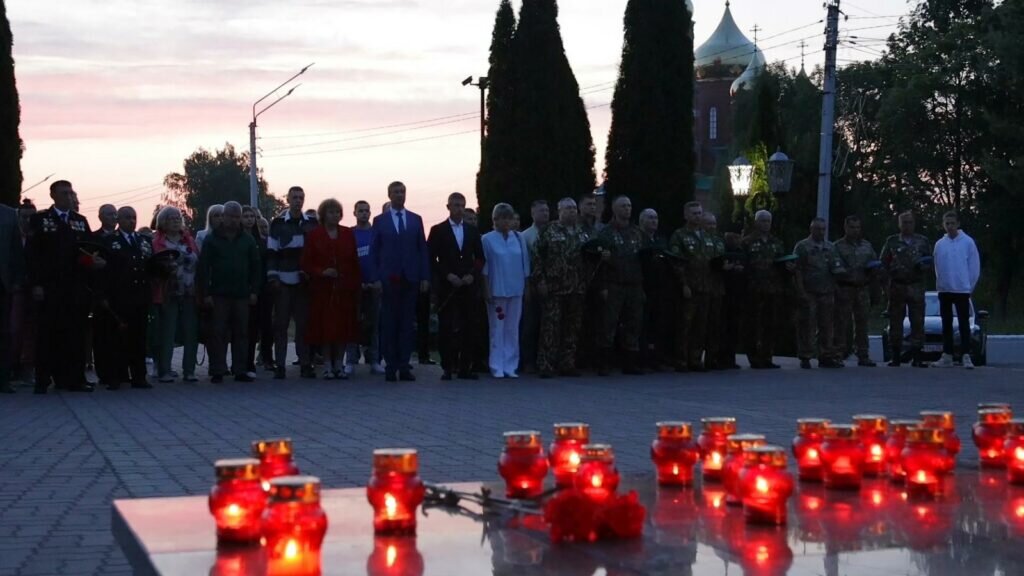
[
  {"left": 249, "top": 63, "right": 314, "bottom": 209},
  {"left": 462, "top": 76, "right": 489, "bottom": 160},
  {"left": 767, "top": 148, "right": 795, "bottom": 195},
  {"left": 728, "top": 156, "right": 754, "bottom": 197}
]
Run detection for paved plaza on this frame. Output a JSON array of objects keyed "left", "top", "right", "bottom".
[{"left": 1, "top": 341, "right": 1022, "bottom": 576}]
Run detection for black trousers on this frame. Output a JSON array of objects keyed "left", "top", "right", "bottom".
[
  {"left": 93, "top": 312, "right": 121, "bottom": 384},
  {"left": 938, "top": 292, "right": 971, "bottom": 357},
  {"left": 35, "top": 286, "right": 89, "bottom": 390},
  {"left": 112, "top": 305, "right": 149, "bottom": 384},
  {"left": 416, "top": 291, "right": 431, "bottom": 360},
  {"left": 437, "top": 287, "right": 477, "bottom": 374}
]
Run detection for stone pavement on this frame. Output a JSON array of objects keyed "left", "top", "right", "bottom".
[{"left": 1, "top": 351, "right": 1022, "bottom": 576}]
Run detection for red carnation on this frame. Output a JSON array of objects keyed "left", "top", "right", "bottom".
[
  {"left": 544, "top": 490, "right": 599, "bottom": 543},
  {"left": 594, "top": 491, "right": 646, "bottom": 540},
  {"left": 496, "top": 306, "right": 503, "bottom": 314},
  {"left": 497, "top": 314, "right": 506, "bottom": 321},
  {"left": 77, "top": 254, "right": 94, "bottom": 269}
]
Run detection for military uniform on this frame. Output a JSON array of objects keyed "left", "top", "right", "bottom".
[
  {"left": 597, "top": 223, "right": 646, "bottom": 374},
  {"left": 880, "top": 233, "right": 932, "bottom": 365},
  {"left": 835, "top": 236, "right": 878, "bottom": 364},
  {"left": 26, "top": 207, "right": 96, "bottom": 393},
  {"left": 99, "top": 231, "right": 154, "bottom": 388},
  {"left": 578, "top": 219, "right": 602, "bottom": 368},
  {"left": 704, "top": 231, "right": 727, "bottom": 369},
  {"left": 669, "top": 227, "right": 716, "bottom": 370},
  {"left": 535, "top": 222, "right": 589, "bottom": 376},
  {"left": 639, "top": 232, "right": 670, "bottom": 369},
  {"left": 718, "top": 238, "right": 746, "bottom": 369},
  {"left": 793, "top": 238, "right": 845, "bottom": 365},
  {"left": 741, "top": 232, "right": 786, "bottom": 368},
  {"left": 91, "top": 228, "right": 120, "bottom": 386}
]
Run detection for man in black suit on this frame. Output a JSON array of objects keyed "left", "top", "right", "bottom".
[
  {"left": 27, "top": 180, "right": 106, "bottom": 393},
  {"left": 0, "top": 203, "right": 25, "bottom": 393},
  {"left": 427, "top": 192, "right": 484, "bottom": 380}
]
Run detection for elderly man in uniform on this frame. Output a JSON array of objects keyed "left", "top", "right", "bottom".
[
  {"left": 794, "top": 218, "right": 845, "bottom": 369},
  {"left": 880, "top": 211, "right": 932, "bottom": 367},
  {"left": 596, "top": 196, "right": 645, "bottom": 376},
  {"left": 835, "top": 215, "right": 878, "bottom": 367},
  {"left": 519, "top": 200, "right": 550, "bottom": 374},
  {"left": 702, "top": 213, "right": 728, "bottom": 370},
  {"left": 742, "top": 210, "right": 790, "bottom": 369},
  {"left": 534, "top": 198, "right": 588, "bottom": 378},
  {"left": 669, "top": 201, "right": 715, "bottom": 372},
  {"left": 639, "top": 208, "right": 669, "bottom": 371}
]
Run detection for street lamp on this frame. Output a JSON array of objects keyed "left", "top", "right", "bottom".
[
  {"left": 248, "top": 63, "right": 314, "bottom": 209},
  {"left": 767, "top": 148, "right": 795, "bottom": 195},
  {"left": 462, "top": 76, "right": 489, "bottom": 159},
  {"left": 728, "top": 155, "right": 754, "bottom": 197}
]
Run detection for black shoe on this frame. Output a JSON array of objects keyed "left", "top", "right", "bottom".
[
  {"left": 539, "top": 370, "right": 554, "bottom": 379},
  {"left": 274, "top": 368, "right": 286, "bottom": 380},
  {"left": 912, "top": 360, "right": 929, "bottom": 368},
  {"left": 419, "top": 357, "right": 437, "bottom": 366},
  {"left": 800, "top": 359, "right": 812, "bottom": 369},
  {"left": 132, "top": 381, "right": 154, "bottom": 389},
  {"left": 385, "top": 371, "right": 398, "bottom": 382},
  {"left": 766, "top": 363, "right": 781, "bottom": 369},
  {"left": 688, "top": 363, "right": 707, "bottom": 373},
  {"left": 235, "top": 374, "right": 254, "bottom": 383},
  {"left": 559, "top": 369, "right": 581, "bottom": 378},
  {"left": 68, "top": 383, "right": 94, "bottom": 393},
  {"left": 674, "top": 363, "right": 689, "bottom": 373},
  {"left": 1, "top": 382, "right": 15, "bottom": 394},
  {"left": 888, "top": 360, "right": 901, "bottom": 367},
  {"left": 858, "top": 359, "right": 877, "bottom": 367},
  {"left": 102, "top": 380, "right": 120, "bottom": 390},
  {"left": 300, "top": 366, "right": 317, "bottom": 379},
  {"left": 457, "top": 372, "right": 478, "bottom": 380},
  {"left": 399, "top": 370, "right": 416, "bottom": 382},
  {"left": 440, "top": 372, "right": 453, "bottom": 381},
  {"left": 820, "top": 359, "right": 843, "bottom": 369},
  {"left": 211, "top": 375, "right": 224, "bottom": 384}
]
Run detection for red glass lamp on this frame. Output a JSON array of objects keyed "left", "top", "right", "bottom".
[
  {"left": 920, "top": 410, "right": 960, "bottom": 467},
  {"left": 366, "top": 536, "right": 425, "bottom": 576},
  {"left": 820, "top": 424, "right": 865, "bottom": 490},
  {"left": 974, "top": 407, "right": 1013, "bottom": 468},
  {"left": 573, "top": 444, "right": 620, "bottom": 503},
  {"left": 1004, "top": 419, "right": 1024, "bottom": 485},
  {"left": 699, "top": 417, "right": 738, "bottom": 482},
  {"left": 252, "top": 438, "right": 300, "bottom": 490},
  {"left": 498, "top": 431, "right": 549, "bottom": 499},
  {"left": 549, "top": 423, "right": 590, "bottom": 488},
  {"left": 208, "top": 458, "right": 267, "bottom": 545},
  {"left": 650, "top": 421, "right": 700, "bottom": 486},
  {"left": 853, "top": 414, "right": 888, "bottom": 477},
  {"left": 738, "top": 446, "right": 794, "bottom": 525},
  {"left": 901, "top": 427, "right": 949, "bottom": 499},
  {"left": 724, "top": 434, "right": 767, "bottom": 506},
  {"left": 791, "top": 418, "right": 829, "bottom": 483},
  {"left": 261, "top": 476, "right": 328, "bottom": 576},
  {"left": 367, "top": 449, "right": 426, "bottom": 535},
  {"left": 885, "top": 420, "right": 920, "bottom": 482}
]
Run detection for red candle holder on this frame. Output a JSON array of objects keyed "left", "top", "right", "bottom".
[
  {"left": 979, "top": 402, "right": 1012, "bottom": 412},
  {"left": 1004, "top": 419, "right": 1024, "bottom": 485},
  {"left": 853, "top": 414, "right": 888, "bottom": 477},
  {"left": 573, "top": 444, "right": 620, "bottom": 503},
  {"left": 252, "top": 438, "right": 300, "bottom": 490},
  {"left": 261, "top": 476, "right": 328, "bottom": 576},
  {"left": 791, "top": 418, "right": 829, "bottom": 483},
  {"left": 974, "top": 407, "right": 1013, "bottom": 468},
  {"left": 699, "top": 417, "right": 738, "bottom": 482},
  {"left": 920, "top": 410, "right": 960, "bottom": 467},
  {"left": 885, "top": 420, "right": 920, "bottom": 483},
  {"left": 901, "top": 427, "right": 949, "bottom": 499},
  {"left": 737, "top": 526, "right": 794, "bottom": 576},
  {"left": 820, "top": 424, "right": 865, "bottom": 490},
  {"left": 738, "top": 446, "right": 794, "bottom": 525},
  {"left": 367, "top": 449, "right": 426, "bottom": 535},
  {"left": 650, "top": 421, "right": 700, "bottom": 486},
  {"left": 208, "top": 458, "right": 267, "bottom": 545},
  {"left": 366, "top": 536, "right": 425, "bottom": 576},
  {"left": 549, "top": 423, "right": 590, "bottom": 488},
  {"left": 498, "top": 431, "right": 549, "bottom": 499},
  {"left": 724, "top": 434, "right": 767, "bottom": 506}
]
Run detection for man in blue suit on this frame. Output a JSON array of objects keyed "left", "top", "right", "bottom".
[{"left": 371, "top": 181, "right": 431, "bottom": 381}]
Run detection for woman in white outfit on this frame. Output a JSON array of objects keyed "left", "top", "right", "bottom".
[{"left": 481, "top": 203, "right": 530, "bottom": 378}]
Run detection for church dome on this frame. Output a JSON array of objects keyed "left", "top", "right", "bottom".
[
  {"left": 730, "top": 49, "right": 766, "bottom": 96},
  {"left": 695, "top": 2, "right": 757, "bottom": 74}
]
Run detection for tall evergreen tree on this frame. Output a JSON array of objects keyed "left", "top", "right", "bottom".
[
  {"left": 477, "top": 0, "right": 517, "bottom": 228},
  {"left": 603, "top": 0, "right": 694, "bottom": 232},
  {"left": 508, "top": 0, "right": 595, "bottom": 215},
  {"left": 0, "top": 0, "right": 22, "bottom": 207}
]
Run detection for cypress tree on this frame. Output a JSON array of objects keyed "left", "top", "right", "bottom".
[
  {"left": 0, "top": 0, "right": 22, "bottom": 207},
  {"left": 603, "top": 0, "right": 694, "bottom": 232},
  {"left": 477, "top": 0, "right": 517, "bottom": 228},
  {"left": 508, "top": 0, "right": 595, "bottom": 214}
]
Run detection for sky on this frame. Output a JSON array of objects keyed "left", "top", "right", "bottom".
[{"left": 9, "top": 0, "right": 908, "bottom": 226}]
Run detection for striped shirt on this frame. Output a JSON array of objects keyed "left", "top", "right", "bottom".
[{"left": 266, "top": 211, "right": 318, "bottom": 285}]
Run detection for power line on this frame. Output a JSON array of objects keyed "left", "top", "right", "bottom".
[
  {"left": 259, "top": 111, "right": 479, "bottom": 141},
  {"left": 263, "top": 129, "right": 479, "bottom": 159},
  {"left": 696, "top": 19, "right": 824, "bottom": 63},
  {"left": 263, "top": 116, "right": 478, "bottom": 152},
  {"left": 82, "top": 182, "right": 164, "bottom": 202}
]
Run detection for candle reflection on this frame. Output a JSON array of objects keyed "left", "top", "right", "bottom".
[{"left": 366, "top": 536, "right": 424, "bottom": 576}]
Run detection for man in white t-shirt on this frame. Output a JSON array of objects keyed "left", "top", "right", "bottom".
[{"left": 932, "top": 211, "right": 981, "bottom": 369}]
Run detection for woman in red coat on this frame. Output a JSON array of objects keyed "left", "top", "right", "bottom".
[{"left": 301, "top": 198, "right": 361, "bottom": 379}]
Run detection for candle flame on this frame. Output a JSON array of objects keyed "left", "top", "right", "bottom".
[
  {"left": 1016, "top": 505, "right": 1024, "bottom": 519},
  {"left": 384, "top": 494, "right": 398, "bottom": 519},
  {"left": 755, "top": 476, "right": 769, "bottom": 494},
  {"left": 226, "top": 503, "right": 241, "bottom": 517},
  {"left": 915, "top": 506, "right": 929, "bottom": 520},
  {"left": 590, "top": 473, "right": 603, "bottom": 488},
  {"left": 834, "top": 456, "right": 852, "bottom": 473},
  {"left": 284, "top": 539, "right": 299, "bottom": 560},
  {"left": 805, "top": 497, "right": 821, "bottom": 511},
  {"left": 807, "top": 448, "right": 819, "bottom": 461},
  {"left": 261, "top": 480, "right": 271, "bottom": 491},
  {"left": 568, "top": 451, "right": 581, "bottom": 467},
  {"left": 709, "top": 451, "right": 722, "bottom": 469},
  {"left": 672, "top": 464, "right": 680, "bottom": 476},
  {"left": 1016, "top": 447, "right": 1024, "bottom": 462},
  {"left": 915, "top": 470, "right": 928, "bottom": 483},
  {"left": 871, "top": 491, "right": 883, "bottom": 506},
  {"left": 755, "top": 545, "right": 769, "bottom": 565},
  {"left": 986, "top": 448, "right": 1000, "bottom": 459},
  {"left": 869, "top": 444, "right": 884, "bottom": 461},
  {"left": 386, "top": 544, "right": 398, "bottom": 568}
]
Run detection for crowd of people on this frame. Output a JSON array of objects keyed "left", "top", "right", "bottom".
[{"left": 0, "top": 179, "right": 982, "bottom": 394}]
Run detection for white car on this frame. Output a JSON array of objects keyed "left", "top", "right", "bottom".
[{"left": 881, "top": 291, "right": 988, "bottom": 365}]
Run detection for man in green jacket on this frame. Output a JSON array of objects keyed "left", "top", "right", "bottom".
[{"left": 197, "top": 201, "right": 261, "bottom": 383}]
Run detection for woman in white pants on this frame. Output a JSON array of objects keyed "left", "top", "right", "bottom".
[{"left": 481, "top": 203, "right": 530, "bottom": 378}]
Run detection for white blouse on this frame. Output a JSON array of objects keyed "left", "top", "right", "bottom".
[{"left": 481, "top": 231, "right": 530, "bottom": 297}]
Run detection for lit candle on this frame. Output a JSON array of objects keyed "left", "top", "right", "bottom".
[
  {"left": 252, "top": 438, "right": 300, "bottom": 490},
  {"left": 549, "top": 423, "right": 590, "bottom": 488},
  {"left": 723, "top": 434, "right": 767, "bottom": 506},
  {"left": 498, "top": 431, "right": 549, "bottom": 499},
  {"left": 974, "top": 406, "right": 1013, "bottom": 468},
  {"left": 366, "top": 536, "right": 425, "bottom": 576},
  {"left": 792, "top": 418, "right": 830, "bottom": 483},
  {"left": 920, "top": 410, "right": 960, "bottom": 469},
  {"left": 853, "top": 414, "right": 889, "bottom": 477},
  {"left": 261, "top": 476, "right": 328, "bottom": 576},
  {"left": 650, "top": 421, "right": 700, "bottom": 486},
  {"left": 698, "top": 417, "right": 738, "bottom": 482},
  {"left": 885, "top": 420, "right": 920, "bottom": 482},
  {"left": 208, "top": 458, "right": 267, "bottom": 544},
  {"left": 820, "top": 424, "right": 865, "bottom": 490},
  {"left": 573, "top": 444, "right": 620, "bottom": 503},
  {"left": 901, "top": 427, "right": 948, "bottom": 499},
  {"left": 737, "top": 524, "right": 794, "bottom": 575},
  {"left": 1004, "top": 419, "right": 1024, "bottom": 485},
  {"left": 367, "top": 449, "right": 426, "bottom": 535},
  {"left": 738, "top": 446, "right": 794, "bottom": 525}
]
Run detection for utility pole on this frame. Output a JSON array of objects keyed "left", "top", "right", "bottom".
[
  {"left": 249, "top": 63, "right": 314, "bottom": 209},
  {"left": 462, "top": 76, "right": 489, "bottom": 159},
  {"left": 817, "top": 0, "right": 841, "bottom": 236}
]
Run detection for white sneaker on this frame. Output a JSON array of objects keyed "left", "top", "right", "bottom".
[
  {"left": 344, "top": 364, "right": 355, "bottom": 376},
  {"left": 370, "top": 363, "right": 385, "bottom": 375},
  {"left": 962, "top": 355, "right": 975, "bottom": 370},
  {"left": 933, "top": 354, "right": 955, "bottom": 368}
]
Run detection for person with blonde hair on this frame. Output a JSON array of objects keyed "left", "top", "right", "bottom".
[
  {"left": 195, "top": 204, "right": 224, "bottom": 247},
  {"left": 480, "top": 203, "right": 530, "bottom": 378},
  {"left": 152, "top": 206, "right": 200, "bottom": 382}
]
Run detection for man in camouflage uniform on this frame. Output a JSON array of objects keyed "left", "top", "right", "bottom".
[
  {"left": 794, "top": 218, "right": 846, "bottom": 369},
  {"left": 577, "top": 194, "right": 602, "bottom": 369},
  {"left": 639, "top": 209, "right": 670, "bottom": 370},
  {"left": 742, "top": 210, "right": 791, "bottom": 369},
  {"left": 596, "top": 196, "right": 646, "bottom": 376},
  {"left": 834, "top": 215, "right": 878, "bottom": 367},
  {"left": 535, "top": 198, "right": 589, "bottom": 378},
  {"left": 880, "top": 211, "right": 932, "bottom": 368},
  {"left": 669, "top": 201, "right": 715, "bottom": 372},
  {"left": 702, "top": 213, "right": 727, "bottom": 370}
]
